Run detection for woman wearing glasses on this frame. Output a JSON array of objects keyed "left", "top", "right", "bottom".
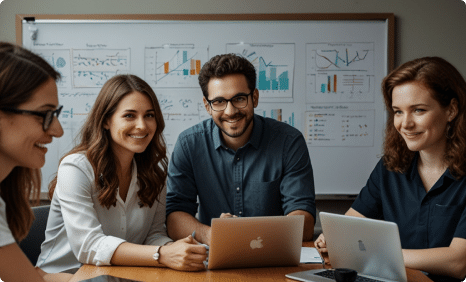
[
  {"left": 315, "top": 57, "right": 466, "bottom": 282},
  {"left": 36, "top": 74, "right": 207, "bottom": 274},
  {"left": 0, "top": 42, "right": 70, "bottom": 281}
]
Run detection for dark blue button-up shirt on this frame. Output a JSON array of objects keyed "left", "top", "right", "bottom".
[
  {"left": 353, "top": 154, "right": 466, "bottom": 250},
  {"left": 166, "top": 114, "right": 316, "bottom": 226}
]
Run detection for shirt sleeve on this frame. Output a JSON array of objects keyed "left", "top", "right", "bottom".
[
  {"left": 143, "top": 185, "right": 173, "bottom": 246},
  {"left": 55, "top": 155, "right": 126, "bottom": 266},
  {"left": 351, "top": 160, "right": 384, "bottom": 219},
  {"left": 280, "top": 134, "right": 316, "bottom": 220},
  {"left": 0, "top": 197, "right": 15, "bottom": 247},
  {"left": 166, "top": 135, "right": 199, "bottom": 218}
]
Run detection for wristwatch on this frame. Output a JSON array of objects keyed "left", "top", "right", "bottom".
[{"left": 153, "top": 246, "right": 162, "bottom": 262}]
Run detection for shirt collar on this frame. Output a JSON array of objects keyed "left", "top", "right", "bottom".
[
  {"left": 212, "top": 114, "right": 262, "bottom": 150},
  {"left": 408, "top": 152, "right": 456, "bottom": 181},
  {"left": 444, "top": 167, "right": 456, "bottom": 181}
]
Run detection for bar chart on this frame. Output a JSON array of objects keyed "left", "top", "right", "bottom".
[
  {"left": 227, "top": 43, "right": 294, "bottom": 101},
  {"left": 306, "top": 42, "right": 374, "bottom": 103},
  {"left": 145, "top": 46, "right": 208, "bottom": 87}
]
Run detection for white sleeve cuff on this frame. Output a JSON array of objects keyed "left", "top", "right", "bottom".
[{"left": 92, "top": 236, "right": 126, "bottom": 266}]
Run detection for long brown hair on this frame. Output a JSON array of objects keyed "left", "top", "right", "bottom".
[
  {"left": 382, "top": 57, "right": 466, "bottom": 177},
  {"left": 49, "top": 74, "right": 168, "bottom": 208},
  {"left": 0, "top": 42, "right": 60, "bottom": 241}
]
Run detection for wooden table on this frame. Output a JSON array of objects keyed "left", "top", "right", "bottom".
[{"left": 70, "top": 242, "right": 433, "bottom": 282}]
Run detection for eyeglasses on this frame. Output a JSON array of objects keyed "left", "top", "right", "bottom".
[
  {"left": 206, "top": 90, "right": 254, "bottom": 112},
  {"left": 0, "top": 105, "right": 63, "bottom": 131}
]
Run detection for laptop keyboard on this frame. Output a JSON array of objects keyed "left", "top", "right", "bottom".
[{"left": 315, "top": 270, "right": 385, "bottom": 282}]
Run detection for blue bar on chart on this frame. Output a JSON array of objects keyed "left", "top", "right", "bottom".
[
  {"left": 183, "top": 51, "right": 188, "bottom": 75},
  {"left": 257, "top": 57, "right": 290, "bottom": 91},
  {"left": 288, "top": 112, "right": 295, "bottom": 127},
  {"left": 279, "top": 71, "right": 289, "bottom": 90}
]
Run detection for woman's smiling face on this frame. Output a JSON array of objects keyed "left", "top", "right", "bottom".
[
  {"left": 0, "top": 78, "right": 63, "bottom": 170},
  {"left": 392, "top": 81, "right": 457, "bottom": 154},
  {"left": 104, "top": 91, "right": 157, "bottom": 160}
]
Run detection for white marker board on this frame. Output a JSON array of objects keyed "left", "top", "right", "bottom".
[{"left": 17, "top": 14, "right": 394, "bottom": 197}]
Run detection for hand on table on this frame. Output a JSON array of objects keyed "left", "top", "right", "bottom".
[
  {"left": 220, "top": 213, "right": 237, "bottom": 218},
  {"left": 314, "top": 233, "right": 331, "bottom": 265},
  {"left": 159, "top": 235, "right": 208, "bottom": 271}
]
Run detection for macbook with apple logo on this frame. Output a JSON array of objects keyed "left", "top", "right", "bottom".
[
  {"left": 207, "top": 215, "right": 304, "bottom": 270},
  {"left": 286, "top": 212, "right": 407, "bottom": 282}
]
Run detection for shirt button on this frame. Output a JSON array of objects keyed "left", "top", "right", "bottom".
[
  {"left": 239, "top": 211, "right": 242, "bottom": 215},
  {"left": 236, "top": 187, "right": 240, "bottom": 191},
  {"left": 237, "top": 158, "right": 240, "bottom": 161}
]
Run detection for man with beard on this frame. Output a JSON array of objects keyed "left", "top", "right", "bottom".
[{"left": 166, "top": 54, "right": 316, "bottom": 245}]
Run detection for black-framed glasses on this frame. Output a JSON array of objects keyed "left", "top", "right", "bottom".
[
  {"left": 0, "top": 105, "right": 63, "bottom": 131},
  {"left": 206, "top": 90, "right": 254, "bottom": 112}
]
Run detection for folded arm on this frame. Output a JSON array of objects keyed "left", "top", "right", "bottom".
[
  {"left": 402, "top": 238, "right": 466, "bottom": 279},
  {"left": 110, "top": 237, "right": 207, "bottom": 271}
]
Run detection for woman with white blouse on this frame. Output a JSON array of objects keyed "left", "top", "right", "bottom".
[
  {"left": 0, "top": 42, "right": 71, "bottom": 281},
  {"left": 36, "top": 74, "right": 207, "bottom": 273}
]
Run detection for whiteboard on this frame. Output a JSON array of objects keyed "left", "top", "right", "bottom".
[{"left": 19, "top": 14, "right": 393, "bottom": 196}]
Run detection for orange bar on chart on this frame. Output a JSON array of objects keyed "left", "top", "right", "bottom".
[
  {"left": 164, "top": 62, "right": 169, "bottom": 74},
  {"left": 196, "top": 60, "right": 201, "bottom": 74},
  {"left": 334, "top": 75, "right": 337, "bottom": 92},
  {"left": 190, "top": 59, "right": 195, "bottom": 75}
]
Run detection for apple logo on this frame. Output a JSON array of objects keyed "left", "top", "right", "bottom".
[
  {"left": 250, "top": 237, "right": 264, "bottom": 249},
  {"left": 358, "top": 240, "right": 366, "bottom": 252}
]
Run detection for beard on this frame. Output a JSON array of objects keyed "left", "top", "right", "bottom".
[{"left": 215, "top": 112, "right": 254, "bottom": 138}]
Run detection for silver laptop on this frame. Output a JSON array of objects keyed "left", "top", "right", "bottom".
[
  {"left": 286, "top": 212, "right": 407, "bottom": 282},
  {"left": 207, "top": 215, "right": 304, "bottom": 270}
]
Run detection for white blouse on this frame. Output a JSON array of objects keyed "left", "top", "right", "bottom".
[
  {"left": 0, "top": 196, "right": 15, "bottom": 247},
  {"left": 36, "top": 153, "right": 172, "bottom": 273}
]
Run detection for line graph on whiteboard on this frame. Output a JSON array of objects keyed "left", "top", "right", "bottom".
[
  {"left": 72, "top": 49, "right": 131, "bottom": 88},
  {"left": 306, "top": 42, "right": 375, "bottom": 103}
]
